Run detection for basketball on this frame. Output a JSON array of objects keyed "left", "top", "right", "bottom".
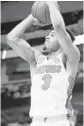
[{"left": 31, "top": 1, "right": 51, "bottom": 24}]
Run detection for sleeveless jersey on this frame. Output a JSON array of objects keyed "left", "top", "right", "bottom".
[{"left": 29, "top": 53, "right": 70, "bottom": 117}]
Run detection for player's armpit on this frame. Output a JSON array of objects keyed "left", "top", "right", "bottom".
[
  {"left": 33, "top": 48, "right": 42, "bottom": 62},
  {"left": 54, "top": 25, "right": 80, "bottom": 64},
  {"left": 6, "top": 37, "right": 35, "bottom": 64},
  {"left": 65, "top": 43, "right": 80, "bottom": 65},
  {"left": 66, "top": 60, "right": 79, "bottom": 79}
]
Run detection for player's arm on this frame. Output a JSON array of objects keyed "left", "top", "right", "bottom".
[
  {"left": 6, "top": 14, "right": 35, "bottom": 64},
  {"left": 47, "top": 2, "right": 80, "bottom": 64},
  {"left": 6, "top": 14, "right": 43, "bottom": 64},
  {"left": 47, "top": 1, "right": 80, "bottom": 101}
]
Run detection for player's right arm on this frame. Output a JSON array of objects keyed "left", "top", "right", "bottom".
[
  {"left": 6, "top": 14, "right": 43, "bottom": 64},
  {"left": 6, "top": 14, "right": 35, "bottom": 64}
]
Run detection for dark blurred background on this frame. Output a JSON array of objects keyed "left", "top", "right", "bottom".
[{"left": 1, "top": 1, "right": 83, "bottom": 126}]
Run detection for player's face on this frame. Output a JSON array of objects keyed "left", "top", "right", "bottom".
[{"left": 43, "top": 30, "right": 60, "bottom": 52}]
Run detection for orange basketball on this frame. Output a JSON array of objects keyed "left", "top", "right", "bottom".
[{"left": 31, "top": 1, "right": 51, "bottom": 24}]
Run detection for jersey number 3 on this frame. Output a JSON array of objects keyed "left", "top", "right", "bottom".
[{"left": 42, "top": 74, "right": 52, "bottom": 90}]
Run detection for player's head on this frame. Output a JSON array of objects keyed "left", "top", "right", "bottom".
[
  {"left": 43, "top": 30, "right": 60, "bottom": 53},
  {"left": 43, "top": 28, "right": 75, "bottom": 53}
]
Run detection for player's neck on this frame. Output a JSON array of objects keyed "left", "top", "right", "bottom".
[{"left": 45, "top": 48, "right": 62, "bottom": 60}]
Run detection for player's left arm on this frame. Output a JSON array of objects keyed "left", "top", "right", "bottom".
[{"left": 47, "top": 2, "right": 80, "bottom": 65}]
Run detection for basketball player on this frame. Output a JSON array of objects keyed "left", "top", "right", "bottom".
[{"left": 6, "top": 1, "right": 80, "bottom": 126}]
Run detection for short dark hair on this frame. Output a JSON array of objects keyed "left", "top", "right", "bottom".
[{"left": 66, "top": 28, "right": 75, "bottom": 42}]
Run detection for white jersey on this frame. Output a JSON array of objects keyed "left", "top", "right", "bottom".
[{"left": 29, "top": 53, "right": 70, "bottom": 117}]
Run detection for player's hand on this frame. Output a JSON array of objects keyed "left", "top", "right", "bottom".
[
  {"left": 46, "top": 1, "right": 59, "bottom": 11},
  {"left": 46, "top": 1, "right": 58, "bottom": 6}
]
